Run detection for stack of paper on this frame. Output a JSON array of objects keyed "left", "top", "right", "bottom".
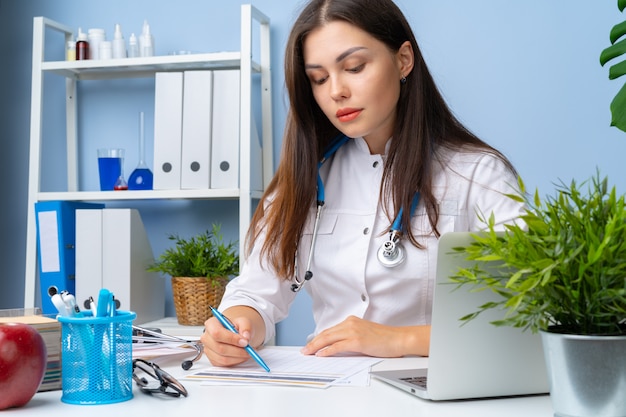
[{"left": 183, "top": 347, "right": 381, "bottom": 388}]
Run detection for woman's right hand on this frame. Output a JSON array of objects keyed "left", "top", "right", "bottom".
[{"left": 200, "top": 306, "right": 265, "bottom": 367}]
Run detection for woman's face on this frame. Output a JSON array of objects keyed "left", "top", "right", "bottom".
[{"left": 303, "top": 20, "right": 410, "bottom": 154}]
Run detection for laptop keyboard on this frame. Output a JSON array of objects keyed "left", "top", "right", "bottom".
[{"left": 401, "top": 376, "right": 428, "bottom": 389}]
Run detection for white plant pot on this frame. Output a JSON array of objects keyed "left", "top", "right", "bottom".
[{"left": 540, "top": 330, "right": 626, "bottom": 417}]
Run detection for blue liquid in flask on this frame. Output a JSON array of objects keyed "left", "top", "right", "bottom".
[{"left": 128, "top": 167, "right": 153, "bottom": 190}]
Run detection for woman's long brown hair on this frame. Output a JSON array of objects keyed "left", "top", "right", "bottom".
[{"left": 245, "top": 0, "right": 515, "bottom": 280}]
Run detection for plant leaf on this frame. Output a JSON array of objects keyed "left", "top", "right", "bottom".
[
  {"left": 611, "top": 20, "right": 626, "bottom": 44},
  {"left": 600, "top": 38, "right": 626, "bottom": 66},
  {"left": 609, "top": 59, "right": 626, "bottom": 80},
  {"left": 610, "top": 82, "right": 626, "bottom": 132}
]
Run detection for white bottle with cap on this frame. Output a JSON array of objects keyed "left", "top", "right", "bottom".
[
  {"left": 139, "top": 20, "right": 154, "bottom": 57},
  {"left": 88, "top": 28, "right": 105, "bottom": 60},
  {"left": 99, "top": 41, "right": 112, "bottom": 60},
  {"left": 112, "top": 23, "right": 127, "bottom": 59},
  {"left": 66, "top": 40, "right": 76, "bottom": 61},
  {"left": 128, "top": 33, "right": 139, "bottom": 58}
]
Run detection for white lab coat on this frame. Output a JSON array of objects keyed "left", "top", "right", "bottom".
[{"left": 219, "top": 137, "right": 524, "bottom": 344}]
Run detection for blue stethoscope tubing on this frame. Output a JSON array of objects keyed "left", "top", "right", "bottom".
[
  {"left": 291, "top": 135, "right": 420, "bottom": 292},
  {"left": 376, "top": 192, "right": 420, "bottom": 267},
  {"left": 292, "top": 135, "right": 350, "bottom": 292}
]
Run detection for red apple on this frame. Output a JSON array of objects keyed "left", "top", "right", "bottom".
[{"left": 0, "top": 323, "right": 47, "bottom": 410}]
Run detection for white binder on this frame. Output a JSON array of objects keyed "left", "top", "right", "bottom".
[
  {"left": 153, "top": 72, "right": 184, "bottom": 190},
  {"left": 102, "top": 209, "right": 164, "bottom": 323},
  {"left": 211, "top": 70, "right": 240, "bottom": 189},
  {"left": 75, "top": 209, "right": 103, "bottom": 312},
  {"left": 181, "top": 70, "right": 213, "bottom": 189},
  {"left": 75, "top": 208, "right": 165, "bottom": 323}
]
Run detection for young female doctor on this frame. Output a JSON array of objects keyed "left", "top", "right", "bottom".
[{"left": 201, "top": 0, "right": 524, "bottom": 366}]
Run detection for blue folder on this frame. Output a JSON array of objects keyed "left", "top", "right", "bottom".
[{"left": 34, "top": 201, "right": 104, "bottom": 315}]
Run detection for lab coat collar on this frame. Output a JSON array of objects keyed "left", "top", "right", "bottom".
[{"left": 353, "top": 136, "right": 393, "bottom": 156}]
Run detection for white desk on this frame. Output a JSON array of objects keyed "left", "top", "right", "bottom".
[{"left": 3, "top": 350, "right": 553, "bottom": 416}]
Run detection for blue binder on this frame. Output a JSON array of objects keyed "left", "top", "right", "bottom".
[{"left": 34, "top": 201, "right": 104, "bottom": 315}]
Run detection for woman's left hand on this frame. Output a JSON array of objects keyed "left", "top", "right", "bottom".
[{"left": 300, "top": 315, "right": 430, "bottom": 358}]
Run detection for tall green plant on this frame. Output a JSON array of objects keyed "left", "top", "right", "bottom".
[
  {"left": 600, "top": 0, "right": 626, "bottom": 132},
  {"left": 451, "top": 172, "right": 626, "bottom": 335}
]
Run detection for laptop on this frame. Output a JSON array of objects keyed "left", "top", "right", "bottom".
[{"left": 370, "top": 232, "right": 549, "bottom": 401}]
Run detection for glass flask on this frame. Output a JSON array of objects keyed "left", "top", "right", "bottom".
[{"left": 128, "top": 111, "right": 153, "bottom": 190}]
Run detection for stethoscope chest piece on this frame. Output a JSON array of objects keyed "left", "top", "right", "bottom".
[{"left": 377, "top": 232, "right": 406, "bottom": 268}]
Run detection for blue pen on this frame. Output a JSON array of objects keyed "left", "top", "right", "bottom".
[
  {"left": 109, "top": 296, "right": 117, "bottom": 317},
  {"left": 209, "top": 306, "right": 270, "bottom": 372}
]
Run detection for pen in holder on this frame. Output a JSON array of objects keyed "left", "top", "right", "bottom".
[{"left": 58, "top": 310, "right": 136, "bottom": 405}]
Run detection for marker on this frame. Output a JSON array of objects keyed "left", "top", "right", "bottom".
[
  {"left": 209, "top": 306, "right": 270, "bottom": 372},
  {"left": 51, "top": 293, "right": 70, "bottom": 316},
  {"left": 61, "top": 291, "right": 80, "bottom": 315},
  {"left": 88, "top": 296, "right": 97, "bottom": 317}
]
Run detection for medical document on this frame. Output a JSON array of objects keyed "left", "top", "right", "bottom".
[{"left": 183, "top": 347, "right": 381, "bottom": 388}]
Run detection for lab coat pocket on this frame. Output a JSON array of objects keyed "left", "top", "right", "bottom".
[
  {"left": 412, "top": 200, "right": 458, "bottom": 238},
  {"left": 302, "top": 210, "right": 338, "bottom": 236},
  {"left": 298, "top": 212, "right": 338, "bottom": 276}
]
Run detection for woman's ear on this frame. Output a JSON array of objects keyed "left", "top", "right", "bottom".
[{"left": 397, "top": 40, "right": 414, "bottom": 79}]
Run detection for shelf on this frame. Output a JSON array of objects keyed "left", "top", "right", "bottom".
[
  {"left": 41, "top": 52, "right": 262, "bottom": 80},
  {"left": 24, "top": 5, "right": 274, "bottom": 312},
  {"left": 36, "top": 189, "right": 264, "bottom": 202}
]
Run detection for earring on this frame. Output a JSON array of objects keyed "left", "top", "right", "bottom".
[{"left": 400, "top": 76, "right": 407, "bottom": 84}]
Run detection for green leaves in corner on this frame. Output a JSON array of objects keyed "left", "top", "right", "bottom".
[{"left": 600, "top": 0, "right": 626, "bottom": 132}]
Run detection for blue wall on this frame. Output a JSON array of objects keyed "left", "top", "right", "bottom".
[{"left": 1, "top": 1, "right": 625, "bottom": 345}]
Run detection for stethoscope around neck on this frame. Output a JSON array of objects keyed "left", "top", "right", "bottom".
[{"left": 291, "top": 135, "right": 420, "bottom": 292}]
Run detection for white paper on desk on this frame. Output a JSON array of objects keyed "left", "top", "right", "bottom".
[
  {"left": 133, "top": 342, "right": 198, "bottom": 360},
  {"left": 183, "top": 347, "right": 381, "bottom": 388}
]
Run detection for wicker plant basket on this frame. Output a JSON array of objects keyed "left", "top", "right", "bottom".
[{"left": 171, "top": 276, "right": 228, "bottom": 326}]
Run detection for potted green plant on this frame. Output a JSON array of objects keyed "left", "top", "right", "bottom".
[
  {"left": 449, "top": 172, "right": 626, "bottom": 417},
  {"left": 148, "top": 224, "right": 239, "bottom": 326}
]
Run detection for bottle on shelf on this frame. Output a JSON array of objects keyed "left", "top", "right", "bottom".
[
  {"left": 112, "top": 23, "right": 127, "bottom": 59},
  {"left": 139, "top": 20, "right": 154, "bottom": 57},
  {"left": 99, "top": 41, "right": 112, "bottom": 60},
  {"left": 87, "top": 28, "right": 105, "bottom": 60},
  {"left": 76, "top": 28, "right": 89, "bottom": 60},
  {"left": 66, "top": 40, "right": 76, "bottom": 61},
  {"left": 128, "top": 33, "right": 139, "bottom": 58}
]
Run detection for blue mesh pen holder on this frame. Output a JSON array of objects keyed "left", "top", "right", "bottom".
[{"left": 58, "top": 310, "right": 136, "bottom": 405}]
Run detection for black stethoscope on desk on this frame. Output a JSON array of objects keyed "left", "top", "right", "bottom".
[{"left": 291, "top": 135, "right": 420, "bottom": 292}]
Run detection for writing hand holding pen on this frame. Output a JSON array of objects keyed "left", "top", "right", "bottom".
[{"left": 208, "top": 306, "right": 270, "bottom": 372}]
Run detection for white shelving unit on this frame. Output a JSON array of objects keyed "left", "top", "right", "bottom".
[{"left": 24, "top": 5, "right": 273, "bottom": 308}]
